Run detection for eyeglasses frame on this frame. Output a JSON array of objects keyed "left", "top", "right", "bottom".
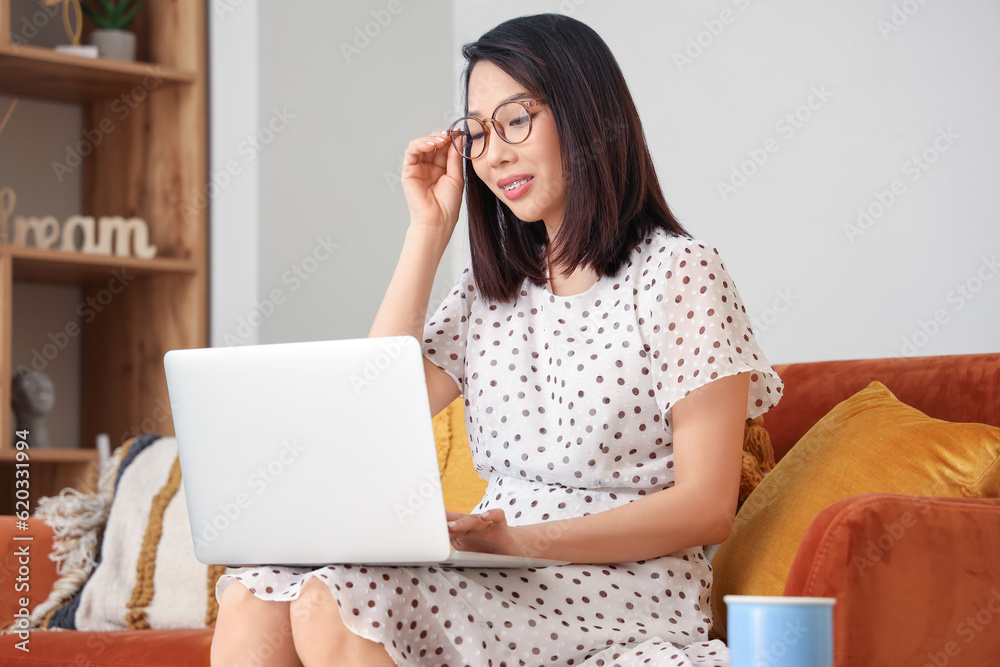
[{"left": 447, "top": 100, "right": 545, "bottom": 160}]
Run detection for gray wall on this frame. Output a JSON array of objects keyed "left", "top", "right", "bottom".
[
  {"left": 211, "top": 0, "right": 461, "bottom": 347},
  {"left": 212, "top": 1, "right": 1000, "bottom": 364}
]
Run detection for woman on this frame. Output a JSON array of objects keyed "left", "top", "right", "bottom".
[{"left": 212, "top": 13, "right": 782, "bottom": 667}]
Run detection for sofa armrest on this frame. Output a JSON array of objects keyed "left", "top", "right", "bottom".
[
  {"left": 0, "top": 516, "right": 58, "bottom": 628},
  {"left": 784, "top": 493, "right": 1000, "bottom": 667}
]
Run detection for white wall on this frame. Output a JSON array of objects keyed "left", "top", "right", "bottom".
[
  {"left": 453, "top": 0, "right": 1000, "bottom": 364},
  {"left": 212, "top": 1, "right": 1000, "bottom": 364},
  {"left": 209, "top": 0, "right": 260, "bottom": 347},
  {"left": 210, "top": 0, "right": 460, "bottom": 347}
]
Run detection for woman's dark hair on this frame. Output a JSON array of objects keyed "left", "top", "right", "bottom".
[{"left": 460, "top": 13, "right": 688, "bottom": 304}]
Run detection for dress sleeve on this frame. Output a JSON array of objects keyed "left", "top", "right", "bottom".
[
  {"left": 644, "top": 240, "right": 783, "bottom": 420},
  {"left": 421, "top": 259, "right": 475, "bottom": 395}
]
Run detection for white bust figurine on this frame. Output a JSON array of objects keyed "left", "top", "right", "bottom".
[{"left": 11, "top": 370, "right": 55, "bottom": 448}]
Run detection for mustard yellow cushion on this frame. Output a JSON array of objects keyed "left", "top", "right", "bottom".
[
  {"left": 431, "top": 396, "right": 488, "bottom": 513},
  {"left": 710, "top": 381, "right": 1000, "bottom": 639}
]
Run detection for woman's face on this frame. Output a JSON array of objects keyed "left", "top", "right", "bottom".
[{"left": 466, "top": 61, "right": 567, "bottom": 236}]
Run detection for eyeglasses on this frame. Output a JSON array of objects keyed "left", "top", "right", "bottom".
[{"left": 447, "top": 100, "right": 544, "bottom": 160}]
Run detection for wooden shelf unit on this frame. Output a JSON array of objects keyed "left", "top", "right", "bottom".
[
  {"left": 0, "top": 1, "right": 207, "bottom": 514},
  {"left": 0, "top": 42, "right": 195, "bottom": 102}
]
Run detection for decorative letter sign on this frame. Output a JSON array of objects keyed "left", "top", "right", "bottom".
[{"left": 0, "top": 186, "right": 157, "bottom": 259}]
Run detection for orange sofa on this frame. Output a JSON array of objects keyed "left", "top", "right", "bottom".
[{"left": 2, "top": 352, "right": 998, "bottom": 666}]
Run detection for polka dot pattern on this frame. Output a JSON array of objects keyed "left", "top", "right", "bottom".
[
  {"left": 426, "top": 230, "right": 782, "bottom": 495},
  {"left": 215, "top": 229, "right": 782, "bottom": 666}
]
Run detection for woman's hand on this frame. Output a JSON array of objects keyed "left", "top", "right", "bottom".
[
  {"left": 401, "top": 130, "right": 465, "bottom": 237},
  {"left": 446, "top": 509, "right": 527, "bottom": 557}
]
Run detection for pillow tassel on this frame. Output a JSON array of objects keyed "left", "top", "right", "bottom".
[
  {"left": 0, "top": 442, "right": 134, "bottom": 635},
  {"left": 738, "top": 416, "right": 775, "bottom": 508}
]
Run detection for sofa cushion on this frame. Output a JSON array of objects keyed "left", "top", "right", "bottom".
[
  {"left": 764, "top": 353, "right": 1000, "bottom": 461},
  {"left": 20, "top": 435, "right": 233, "bottom": 632},
  {"left": 434, "top": 396, "right": 488, "bottom": 512},
  {"left": 710, "top": 381, "right": 1000, "bottom": 639},
  {"left": 783, "top": 494, "right": 1000, "bottom": 667}
]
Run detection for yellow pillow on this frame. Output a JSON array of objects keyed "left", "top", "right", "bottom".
[
  {"left": 710, "top": 381, "right": 1000, "bottom": 639},
  {"left": 431, "top": 396, "right": 488, "bottom": 513}
]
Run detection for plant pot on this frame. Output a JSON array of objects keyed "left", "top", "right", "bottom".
[{"left": 89, "top": 29, "right": 136, "bottom": 61}]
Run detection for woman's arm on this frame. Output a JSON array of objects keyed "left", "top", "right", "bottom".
[
  {"left": 447, "top": 372, "right": 749, "bottom": 563},
  {"left": 369, "top": 133, "right": 463, "bottom": 342},
  {"left": 369, "top": 132, "right": 465, "bottom": 417},
  {"left": 370, "top": 227, "right": 461, "bottom": 418}
]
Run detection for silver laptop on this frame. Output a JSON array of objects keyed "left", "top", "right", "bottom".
[{"left": 163, "top": 335, "right": 566, "bottom": 568}]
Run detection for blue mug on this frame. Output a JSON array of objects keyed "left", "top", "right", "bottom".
[{"left": 724, "top": 595, "right": 836, "bottom": 667}]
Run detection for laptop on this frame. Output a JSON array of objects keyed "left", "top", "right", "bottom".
[{"left": 163, "top": 335, "right": 567, "bottom": 568}]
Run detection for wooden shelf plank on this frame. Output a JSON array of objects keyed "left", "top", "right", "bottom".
[
  {"left": 0, "top": 43, "right": 194, "bottom": 103},
  {"left": 0, "top": 447, "right": 98, "bottom": 463},
  {"left": 4, "top": 244, "right": 197, "bottom": 283}
]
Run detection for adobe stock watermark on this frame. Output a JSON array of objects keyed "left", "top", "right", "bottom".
[
  {"left": 16, "top": 269, "right": 137, "bottom": 376},
  {"left": 221, "top": 234, "right": 340, "bottom": 346},
  {"left": 383, "top": 100, "right": 483, "bottom": 194},
  {"left": 716, "top": 85, "right": 834, "bottom": 202},
  {"left": 523, "top": 520, "right": 574, "bottom": 558},
  {"left": 68, "top": 633, "right": 119, "bottom": 666},
  {"left": 350, "top": 335, "right": 419, "bottom": 394},
  {"left": 51, "top": 67, "right": 166, "bottom": 183},
  {"left": 211, "top": 0, "right": 250, "bottom": 20},
  {"left": 851, "top": 496, "right": 935, "bottom": 577},
  {"left": 672, "top": 0, "right": 758, "bottom": 72},
  {"left": 393, "top": 469, "right": 444, "bottom": 524},
  {"left": 878, "top": 0, "right": 934, "bottom": 40},
  {"left": 750, "top": 619, "right": 812, "bottom": 667},
  {"left": 239, "top": 620, "right": 295, "bottom": 667},
  {"left": 181, "top": 106, "right": 296, "bottom": 224},
  {"left": 8, "top": 2, "right": 61, "bottom": 47},
  {"left": 750, "top": 288, "right": 798, "bottom": 336},
  {"left": 843, "top": 126, "right": 958, "bottom": 244},
  {"left": 119, "top": 398, "right": 173, "bottom": 444},
  {"left": 384, "top": 128, "right": 455, "bottom": 194},
  {"left": 419, "top": 272, "right": 470, "bottom": 334},
  {"left": 556, "top": 0, "right": 588, "bottom": 16},
  {"left": 340, "top": 0, "right": 414, "bottom": 63},
  {"left": 891, "top": 254, "right": 997, "bottom": 358},
  {"left": 923, "top": 588, "right": 1000, "bottom": 667},
  {"left": 193, "top": 438, "right": 306, "bottom": 551}
]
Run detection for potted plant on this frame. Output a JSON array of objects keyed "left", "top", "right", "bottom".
[{"left": 83, "top": 0, "right": 145, "bottom": 61}]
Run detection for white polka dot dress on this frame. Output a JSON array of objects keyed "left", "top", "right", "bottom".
[{"left": 216, "top": 229, "right": 783, "bottom": 666}]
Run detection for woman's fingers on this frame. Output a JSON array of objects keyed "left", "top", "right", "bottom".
[
  {"left": 446, "top": 512, "right": 489, "bottom": 532},
  {"left": 446, "top": 510, "right": 516, "bottom": 555},
  {"left": 446, "top": 509, "right": 504, "bottom": 534},
  {"left": 444, "top": 131, "right": 464, "bottom": 182},
  {"left": 429, "top": 131, "right": 462, "bottom": 178},
  {"left": 400, "top": 129, "right": 464, "bottom": 232},
  {"left": 404, "top": 131, "right": 450, "bottom": 167},
  {"left": 431, "top": 131, "right": 452, "bottom": 169}
]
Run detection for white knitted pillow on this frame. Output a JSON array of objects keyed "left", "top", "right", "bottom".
[{"left": 13, "top": 435, "right": 238, "bottom": 631}]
